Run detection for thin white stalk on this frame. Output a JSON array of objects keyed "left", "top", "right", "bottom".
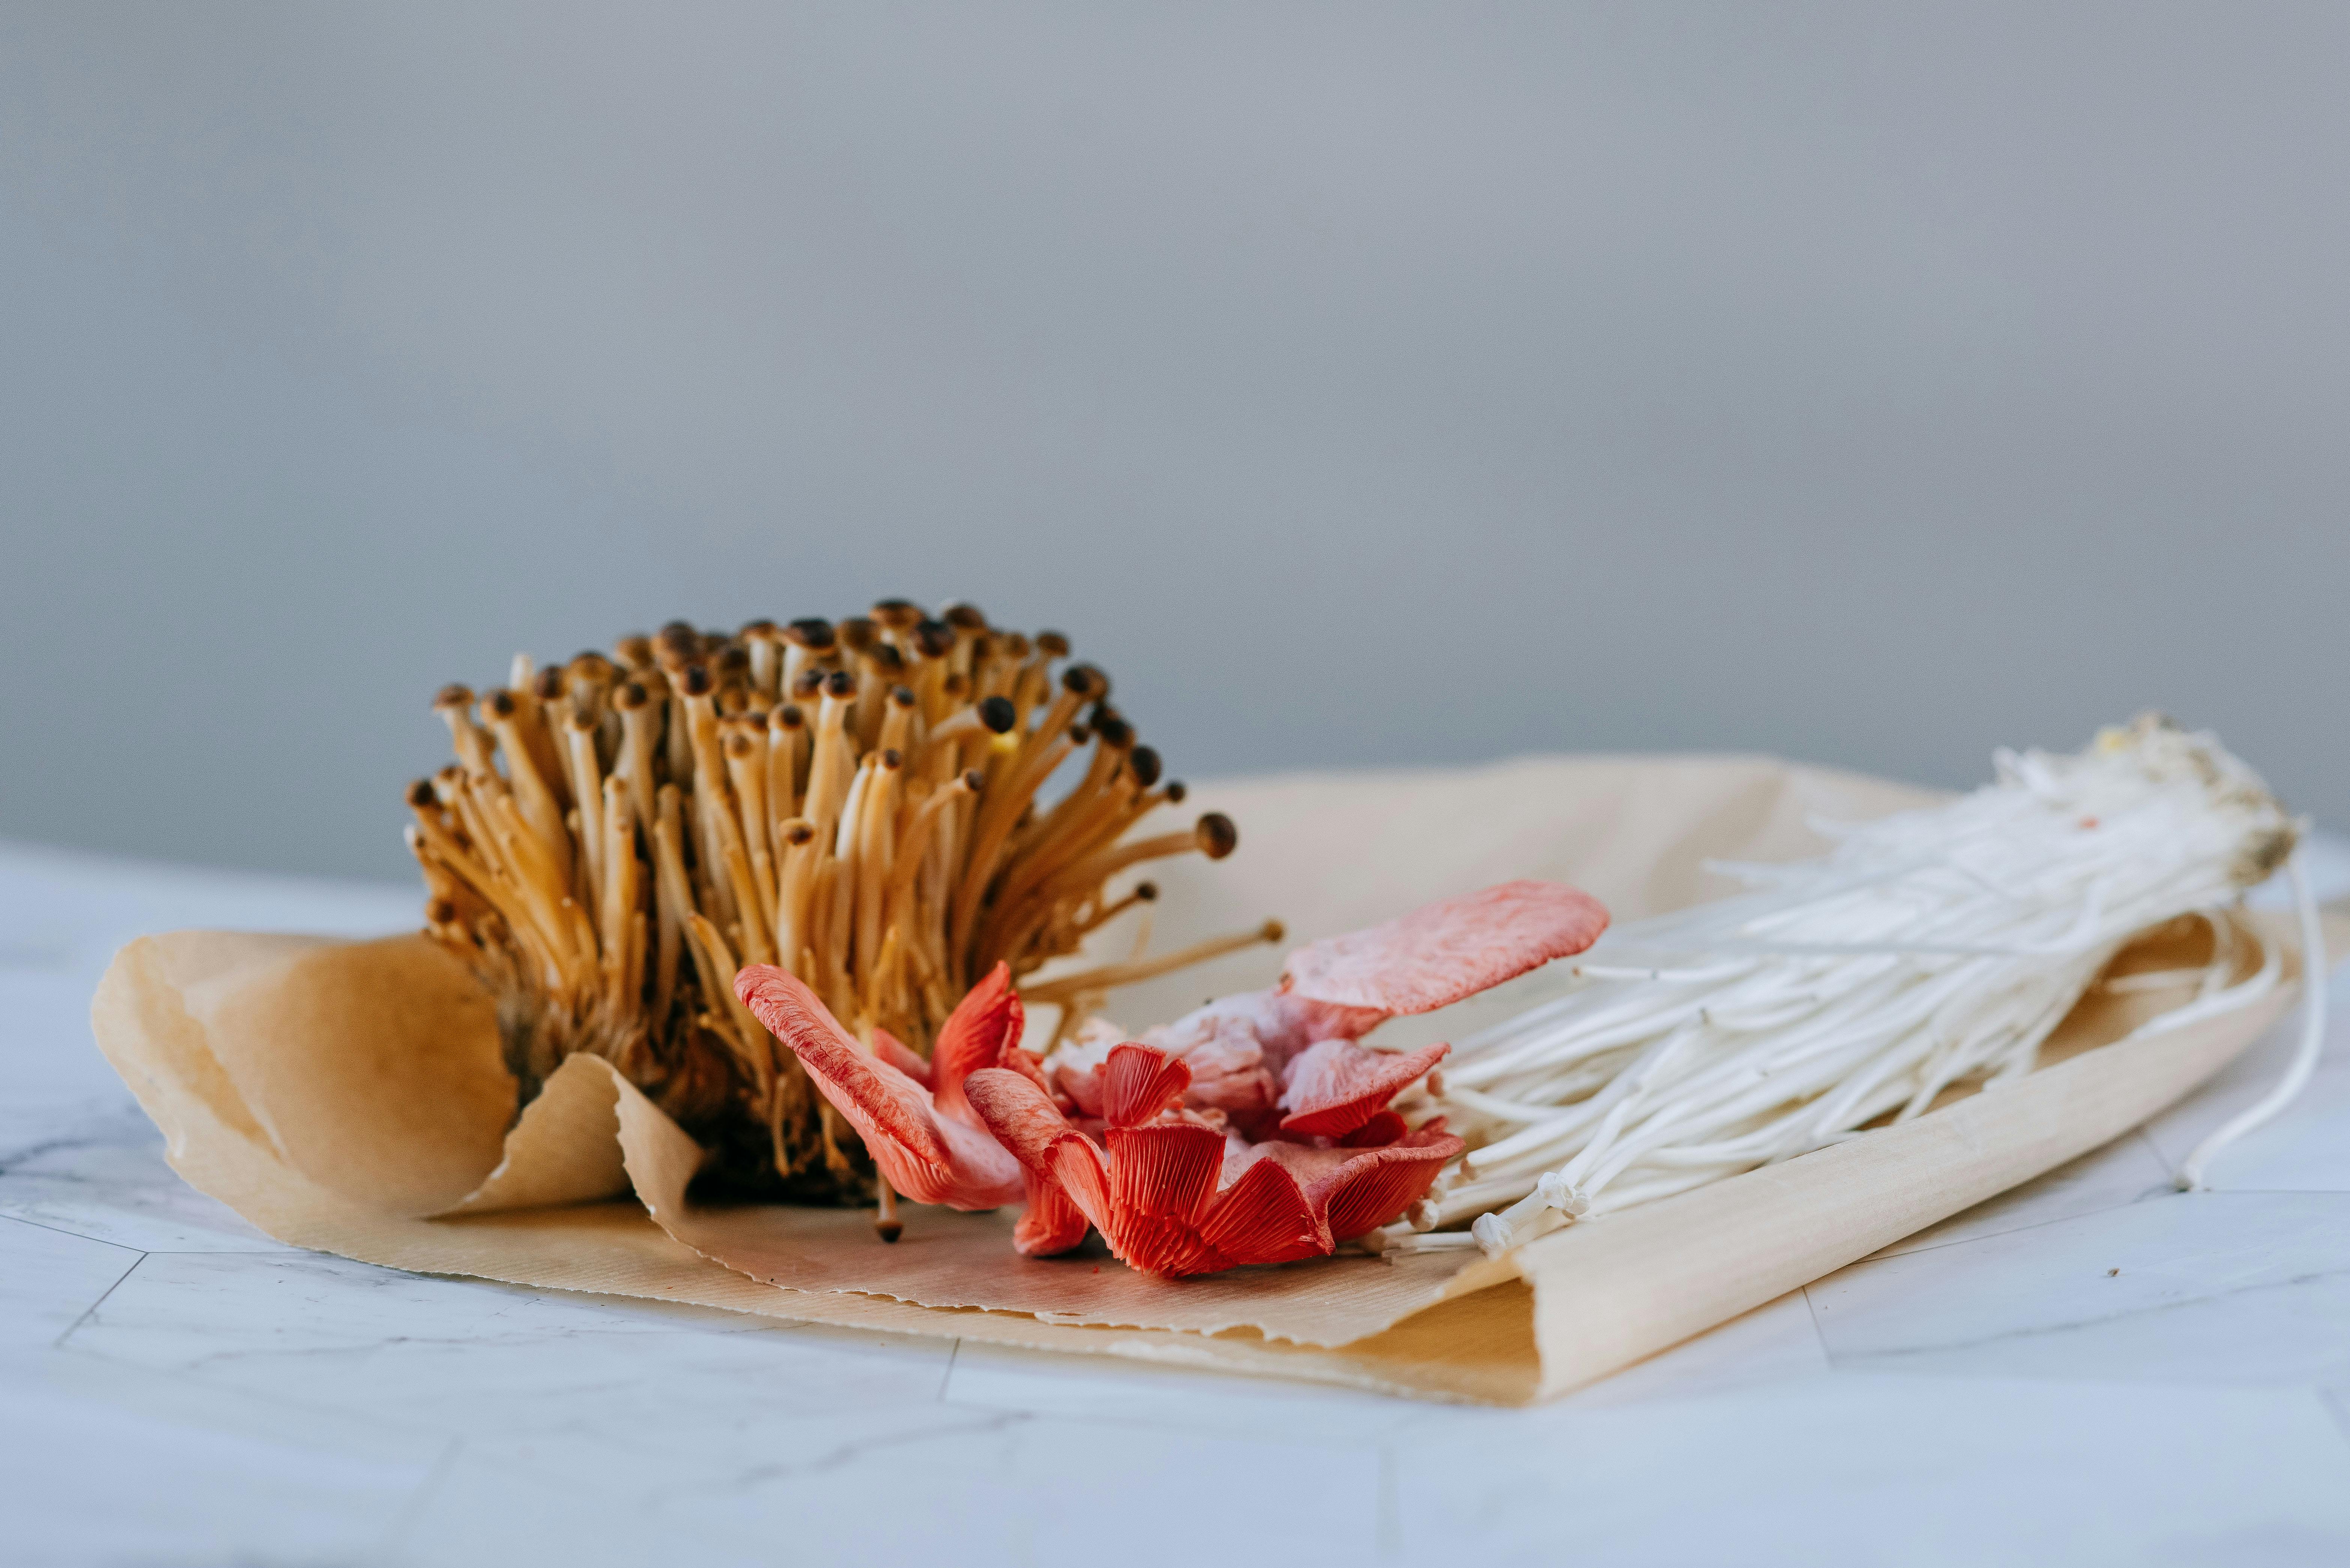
[
  {"left": 1437, "top": 718, "right": 2298, "bottom": 1258},
  {"left": 2174, "top": 850, "right": 2327, "bottom": 1190}
]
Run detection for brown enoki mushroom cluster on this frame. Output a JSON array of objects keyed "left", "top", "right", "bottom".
[{"left": 404, "top": 606, "right": 1272, "bottom": 1203}]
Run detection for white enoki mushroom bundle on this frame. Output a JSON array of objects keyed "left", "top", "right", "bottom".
[{"left": 1400, "top": 716, "right": 2307, "bottom": 1259}]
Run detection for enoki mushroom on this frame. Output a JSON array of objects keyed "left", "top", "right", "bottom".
[
  {"left": 1404, "top": 716, "right": 2310, "bottom": 1258},
  {"left": 404, "top": 607, "right": 1270, "bottom": 1203}
]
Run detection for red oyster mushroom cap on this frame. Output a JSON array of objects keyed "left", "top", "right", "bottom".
[
  {"left": 1103, "top": 1121, "right": 1231, "bottom": 1276},
  {"left": 1226, "top": 1122, "right": 1466, "bottom": 1242},
  {"left": 870, "top": 1027, "right": 934, "bottom": 1089},
  {"left": 960, "top": 1062, "right": 1106, "bottom": 1257},
  {"left": 1319, "top": 1124, "right": 1463, "bottom": 1240},
  {"left": 735, "top": 964, "right": 1026, "bottom": 1210},
  {"left": 1101, "top": 1041, "right": 1193, "bottom": 1126},
  {"left": 1279, "top": 879, "right": 1608, "bottom": 1017},
  {"left": 929, "top": 962, "right": 1025, "bottom": 1126},
  {"left": 964, "top": 1060, "right": 1095, "bottom": 1174},
  {"left": 962, "top": 883, "right": 1604, "bottom": 1269},
  {"left": 1338, "top": 1110, "right": 1409, "bottom": 1147},
  {"left": 1277, "top": 1038, "right": 1451, "bottom": 1140},
  {"left": 1011, "top": 1169, "right": 1092, "bottom": 1257},
  {"left": 965, "top": 1042, "right": 1464, "bottom": 1278},
  {"left": 1191, "top": 1156, "right": 1328, "bottom": 1267},
  {"left": 1084, "top": 881, "right": 1608, "bottom": 1144}
]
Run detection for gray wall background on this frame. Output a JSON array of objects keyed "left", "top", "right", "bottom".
[{"left": 2, "top": 3, "right": 2344, "bottom": 884}]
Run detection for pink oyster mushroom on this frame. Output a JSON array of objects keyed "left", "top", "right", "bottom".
[{"left": 738, "top": 879, "right": 1609, "bottom": 1277}]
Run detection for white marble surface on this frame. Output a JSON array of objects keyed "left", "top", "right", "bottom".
[{"left": 5, "top": 834, "right": 2350, "bottom": 1567}]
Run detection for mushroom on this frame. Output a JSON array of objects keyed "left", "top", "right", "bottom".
[
  {"left": 406, "top": 611, "right": 1268, "bottom": 1211},
  {"left": 741, "top": 881, "right": 1609, "bottom": 1274}
]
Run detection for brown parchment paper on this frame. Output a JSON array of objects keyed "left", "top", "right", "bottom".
[{"left": 88, "top": 753, "right": 2330, "bottom": 1404}]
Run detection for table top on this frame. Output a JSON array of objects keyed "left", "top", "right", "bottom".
[{"left": 5, "top": 833, "right": 2349, "bottom": 1567}]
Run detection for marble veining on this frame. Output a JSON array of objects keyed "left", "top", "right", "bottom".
[
  {"left": 0, "top": 1099, "right": 297, "bottom": 1253},
  {"left": 0, "top": 1214, "right": 140, "bottom": 1351},
  {"left": 1812, "top": 1192, "right": 2350, "bottom": 1388},
  {"left": 4, "top": 837, "right": 2349, "bottom": 1566}
]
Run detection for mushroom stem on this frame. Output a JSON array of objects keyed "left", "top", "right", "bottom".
[
  {"left": 612, "top": 681, "right": 660, "bottom": 837},
  {"left": 774, "top": 818, "right": 820, "bottom": 982},
  {"left": 1072, "top": 880, "right": 1158, "bottom": 939},
  {"left": 509, "top": 664, "right": 574, "bottom": 813},
  {"left": 1017, "top": 920, "right": 1286, "bottom": 1006},
  {"left": 562, "top": 712, "right": 607, "bottom": 908},
  {"left": 948, "top": 734, "right": 1075, "bottom": 979},
  {"left": 479, "top": 690, "right": 574, "bottom": 889},
  {"left": 684, "top": 913, "right": 771, "bottom": 1087},
  {"left": 882, "top": 770, "right": 980, "bottom": 952},
  {"left": 878, "top": 684, "right": 919, "bottom": 757},
  {"left": 742, "top": 620, "right": 780, "bottom": 700},
  {"left": 725, "top": 723, "right": 776, "bottom": 920},
  {"left": 852, "top": 752, "right": 903, "bottom": 985},
  {"left": 767, "top": 703, "right": 805, "bottom": 846},
  {"left": 1033, "top": 814, "right": 1238, "bottom": 909},
  {"left": 433, "top": 686, "right": 497, "bottom": 776},
  {"left": 597, "top": 778, "right": 637, "bottom": 1012},
  {"left": 650, "top": 786, "right": 693, "bottom": 1022},
  {"left": 803, "top": 672, "right": 857, "bottom": 852}
]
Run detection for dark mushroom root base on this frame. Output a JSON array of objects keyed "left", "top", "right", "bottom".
[{"left": 738, "top": 879, "right": 1609, "bottom": 1278}]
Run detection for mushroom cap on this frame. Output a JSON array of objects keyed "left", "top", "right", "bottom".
[{"left": 1281, "top": 879, "right": 1609, "bottom": 1017}]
